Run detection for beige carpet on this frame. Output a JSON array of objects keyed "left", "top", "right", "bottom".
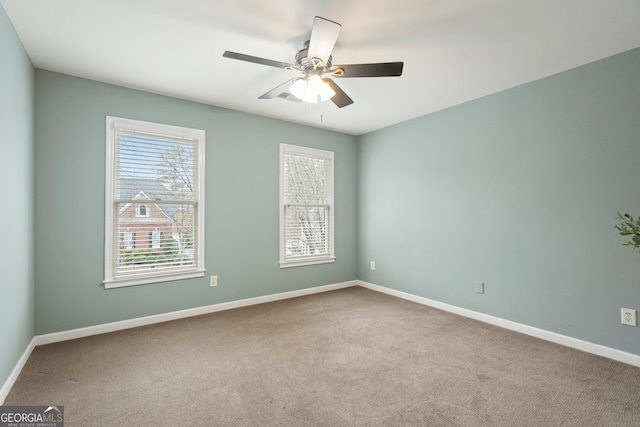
[{"left": 6, "top": 287, "right": 640, "bottom": 426}]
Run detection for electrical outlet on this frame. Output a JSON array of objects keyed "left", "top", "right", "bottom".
[
  {"left": 210, "top": 275, "right": 218, "bottom": 287},
  {"left": 621, "top": 308, "right": 637, "bottom": 326},
  {"left": 370, "top": 261, "right": 376, "bottom": 270},
  {"left": 475, "top": 281, "right": 485, "bottom": 294}
]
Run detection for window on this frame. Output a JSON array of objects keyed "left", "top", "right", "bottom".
[
  {"left": 279, "top": 144, "right": 334, "bottom": 267},
  {"left": 150, "top": 230, "right": 163, "bottom": 249},
  {"left": 135, "top": 204, "right": 148, "bottom": 217},
  {"left": 105, "top": 116, "right": 205, "bottom": 288},
  {"left": 123, "top": 231, "right": 134, "bottom": 250}
]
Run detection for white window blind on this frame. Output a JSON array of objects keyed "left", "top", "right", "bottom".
[
  {"left": 105, "top": 117, "right": 205, "bottom": 288},
  {"left": 280, "top": 144, "right": 334, "bottom": 267}
]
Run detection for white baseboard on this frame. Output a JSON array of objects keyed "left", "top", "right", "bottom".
[
  {"left": 35, "top": 280, "right": 357, "bottom": 346},
  {"left": 357, "top": 280, "right": 640, "bottom": 368},
  {"left": 0, "top": 337, "right": 36, "bottom": 405}
]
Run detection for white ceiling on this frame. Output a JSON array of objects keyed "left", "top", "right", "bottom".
[{"left": 3, "top": 0, "right": 640, "bottom": 135}]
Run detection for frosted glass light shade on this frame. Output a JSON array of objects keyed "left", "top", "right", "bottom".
[
  {"left": 289, "top": 75, "right": 335, "bottom": 103},
  {"left": 289, "top": 78, "right": 307, "bottom": 99}
]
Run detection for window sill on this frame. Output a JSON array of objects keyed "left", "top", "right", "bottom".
[
  {"left": 279, "top": 257, "right": 336, "bottom": 269},
  {"left": 104, "top": 269, "right": 205, "bottom": 289}
]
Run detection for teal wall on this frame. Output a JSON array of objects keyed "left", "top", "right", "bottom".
[
  {"left": 0, "top": 5, "right": 34, "bottom": 391},
  {"left": 33, "top": 70, "right": 358, "bottom": 335},
  {"left": 358, "top": 48, "right": 640, "bottom": 355}
]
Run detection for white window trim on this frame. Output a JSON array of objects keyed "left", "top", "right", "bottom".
[
  {"left": 104, "top": 116, "right": 205, "bottom": 288},
  {"left": 279, "top": 143, "right": 335, "bottom": 268}
]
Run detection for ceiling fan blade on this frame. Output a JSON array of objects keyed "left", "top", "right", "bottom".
[
  {"left": 322, "top": 78, "right": 353, "bottom": 108},
  {"left": 223, "top": 51, "right": 297, "bottom": 70},
  {"left": 258, "top": 79, "right": 300, "bottom": 99},
  {"left": 307, "top": 17, "right": 341, "bottom": 66},
  {"left": 331, "top": 62, "right": 404, "bottom": 78}
]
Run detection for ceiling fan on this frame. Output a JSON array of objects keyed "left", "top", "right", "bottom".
[{"left": 223, "top": 16, "right": 404, "bottom": 108}]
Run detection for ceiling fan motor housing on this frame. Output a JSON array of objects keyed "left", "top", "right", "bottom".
[{"left": 295, "top": 41, "right": 332, "bottom": 73}]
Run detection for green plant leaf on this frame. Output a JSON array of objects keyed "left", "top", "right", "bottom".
[{"left": 615, "top": 211, "right": 640, "bottom": 253}]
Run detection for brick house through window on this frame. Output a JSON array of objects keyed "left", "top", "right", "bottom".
[
  {"left": 114, "top": 178, "right": 195, "bottom": 273},
  {"left": 119, "top": 191, "right": 174, "bottom": 251}
]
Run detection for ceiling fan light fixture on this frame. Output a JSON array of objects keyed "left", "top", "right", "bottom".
[{"left": 289, "top": 75, "right": 335, "bottom": 103}]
